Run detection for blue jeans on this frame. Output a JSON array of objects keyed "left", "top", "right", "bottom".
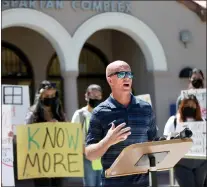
[{"left": 84, "top": 157, "right": 102, "bottom": 187}]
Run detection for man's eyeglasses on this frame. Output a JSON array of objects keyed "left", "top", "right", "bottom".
[{"left": 108, "top": 71, "right": 133, "bottom": 79}]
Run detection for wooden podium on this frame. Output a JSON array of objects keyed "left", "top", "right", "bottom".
[{"left": 105, "top": 139, "right": 193, "bottom": 187}]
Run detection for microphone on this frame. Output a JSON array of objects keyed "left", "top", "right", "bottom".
[
  {"left": 154, "top": 128, "right": 193, "bottom": 141},
  {"left": 172, "top": 128, "right": 193, "bottom": 139}
]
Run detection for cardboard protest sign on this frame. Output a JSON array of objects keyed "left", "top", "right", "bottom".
[
  {"left": 181, "top": 88, "right": 206, "bottom": 119},
  {"left": 16, "top": 122, "right": 83, "bottom": 180},
  {"left": 181, "top": 121, "right": 206, "bottom": 158},
  {"left": 2, "top": 105, "right": 15, "bottom": 187},
  {"left": 135, "top": 94, "right": 152, "bottom": 106},
  {"left": 1, "top": 85, "right": 30, "bottom": 134}
]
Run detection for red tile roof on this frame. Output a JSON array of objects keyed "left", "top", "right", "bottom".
[{"left": 177, "top": 0, "right": 206, "bottom": 22}]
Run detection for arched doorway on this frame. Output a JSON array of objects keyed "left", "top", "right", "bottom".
[
  {"left": 72, "top": 12, "right": 167, "bottom": 72},
  {"left": 2, "top": 8, "right": 72, "bottom": 72},
  {"left": 47, "top": 54, "right": 64, "bottom": 105},
  {"left": 78, "top": 43, "right": 110, "bottom": 108},
  {"left": 2, "top": 8, "right": 75, "bottom": 119},
  {"left": 2, "top": 41, "right": 34, "bottom": 104},
  {"left": 71, "top": 12, "right": 168, "bottom": 122},
  {"left": 47, "top": 44, "right": 110, "bottom": 108}
]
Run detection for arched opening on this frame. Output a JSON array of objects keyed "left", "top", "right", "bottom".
[
  {"left": 2, "top": 8, "right": 72, "bottom": 72},
  {"left": 78, "top": 29, "right": 154, "bottom": 104},
  {"left": 72, "top": 12, "right": 167, "bottom": 73},
  {"left": 2, "top": 41, "right": 34, "bottom": 104},
  {"left": 78, "top": 43, "right": 110, "bottom": 108},
  {"left": 72, "top": 12, "right": 168, "bottom": 122},
  {"left": 2, "top": 9, "right": 74, "bottom": 117},
  {"left": 47, "top": 43, "right": 110, "bottom": 108},
  {"left": 47, "top": 54, "right": 64, "bottom": 105}
]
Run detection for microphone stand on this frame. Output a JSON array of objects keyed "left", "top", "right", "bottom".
[{"left": 150, "top": 129, "right": 193, "bottom": 187}]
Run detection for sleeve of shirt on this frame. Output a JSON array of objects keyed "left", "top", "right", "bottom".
[
  {"left": 163, "top": 116, "right": 176, "bottom": 136},
  {"left": 86, "top": 112, "right": 103, "bottom": 146},
  {"left": 25, "top": 111, "right": 34, "bottom": 125},
  {"left": 147, "top": 107, "right": 158, "bottom": 141},
  {"left": 71, "top": 110, "right": 81, "bottom": 124}
]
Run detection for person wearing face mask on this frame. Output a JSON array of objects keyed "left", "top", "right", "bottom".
[
  {"left": 164, "top": 94, "right": 207, "bottom": 187},
  {"left": 176, "top": 68, "right": 205, "bottom": 111},
  {"left": 23, "top": 80, "right": 66, "bottom": 187},
  {"left": 71, "top": 84, "right": 103, "bottom": 187}
]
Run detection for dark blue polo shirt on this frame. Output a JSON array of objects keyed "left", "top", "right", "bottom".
[{"left": 86, "top": 94, "right": 157, "bottom": 187}]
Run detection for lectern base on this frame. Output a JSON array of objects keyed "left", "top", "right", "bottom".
[
  {"left": 149, "top": 154, "right": 158, "bottom": 187},
  {"left": 150, "top": 170, "right": 158, "bottom": 187}
]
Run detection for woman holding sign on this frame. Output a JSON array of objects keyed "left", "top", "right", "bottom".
[
  {"left": 23, "top": 80, "right": 66, "bottom": 187},
  {"left": 176, "top": 68, "right": 205, "bottom": 111},
  {"left": 164, "top": 94, "right": 207, "bottom": 187}
]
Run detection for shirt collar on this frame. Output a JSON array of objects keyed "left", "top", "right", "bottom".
[{"left": 107, "top": 93, "right": 138, "bottom": 109}]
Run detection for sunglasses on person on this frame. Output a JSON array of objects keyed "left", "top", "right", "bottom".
[
  {"left": 41, "top": 82, "right": 56, "bottom": 89},
  {"left": 108, "top": 71, "right": 134, "bottom": 79}
]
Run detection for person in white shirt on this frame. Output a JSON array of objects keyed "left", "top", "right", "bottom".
[
  {"left": 72, "top": 84, "right": 103, "bottom": 187},
  {"left": 164, "top": 94, "right": 207, "bottom": 187},
  {"left": 176, "top": 68, "right": 205, "bottom": 111}
]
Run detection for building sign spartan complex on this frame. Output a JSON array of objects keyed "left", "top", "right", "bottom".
[{"left": 2, "top": 0, "right": 132, "bottom": 13}]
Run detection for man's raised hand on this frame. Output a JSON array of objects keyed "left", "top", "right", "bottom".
[{"left": 104, "top": 122, "right": 131, "bottom": 147}]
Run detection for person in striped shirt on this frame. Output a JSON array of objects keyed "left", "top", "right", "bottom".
[{"left": 85, "top": 60, "right": 157, "bottom": 187}]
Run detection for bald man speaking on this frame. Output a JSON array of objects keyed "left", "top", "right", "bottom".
[{"left": 85, "top": 61, "right": 157, "bottom": 187}]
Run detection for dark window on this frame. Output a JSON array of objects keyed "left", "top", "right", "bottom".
[
  {"left": 47, "top": 54, "right": 61, "bottom": 77},
  {"left": 47, "top": 54, "right": 64, "bottom": 105},
  {"left": 78, "top": 44, "right": 110, "bottom": 108},
  {"left": 179, "top": 67, "right": 193, "bottom": 78},
  {"left": 79, "top": 44, "right": 107, "bottom": 76},
  {"left": 48, "top": 43, "right": 111, "bottom": 108},
  {"left": 2, "top": 42, "right": 34, "bottom": 104}
]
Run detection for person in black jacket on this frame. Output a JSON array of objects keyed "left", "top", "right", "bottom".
[
  {"left": 25, "top": 80, "right": 66, "bottom": 124},
  {"left": 13, "top": 80, "right": 66, "bottom": 187}
]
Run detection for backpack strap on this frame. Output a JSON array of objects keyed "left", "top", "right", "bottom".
[
  {"left": 78, "top": 110, "right": 87, "bottom": 136},
  {"left": 79, "top": 110, "right": 85, "bottom": 128},
  {"left": 174, "top": 117, "right": 177, "bottom": 130}
]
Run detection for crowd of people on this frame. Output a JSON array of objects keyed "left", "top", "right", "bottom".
[{"left": 12, "top": 62, "right": 206, "bottom": 187}]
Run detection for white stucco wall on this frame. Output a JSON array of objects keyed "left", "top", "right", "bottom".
[{"left": 2, "top": 1, "right": 206, "bottom": 132}]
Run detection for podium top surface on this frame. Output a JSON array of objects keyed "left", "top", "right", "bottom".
[{"left": 105, "top": 139, "right": 193, "bottom": 178}]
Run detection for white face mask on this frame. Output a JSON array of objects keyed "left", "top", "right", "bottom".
[{"left": 186, "top": 118, "right": 195, "bottom": 122}]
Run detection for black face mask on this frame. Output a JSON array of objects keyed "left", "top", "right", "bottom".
[
  {"left": 182, "top": 107, "right": 196, "bottom": 118},
  {"left": 191, "top": 79, "right": 203, "bottom": 89},
  {"left": 88, "top": 99, "right": 101, "bottom": 108},
  {"left": 43, "top": 97, "right": 56, "bottom": 106}
]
